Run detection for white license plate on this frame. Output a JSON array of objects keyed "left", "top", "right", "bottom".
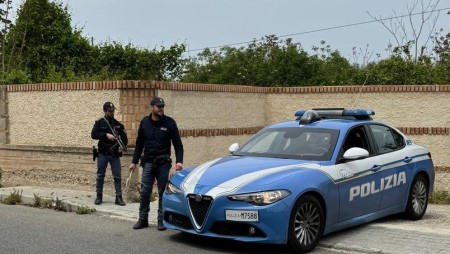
[{"left": 225, "top": 210, "right": 259, "bottom": 222}]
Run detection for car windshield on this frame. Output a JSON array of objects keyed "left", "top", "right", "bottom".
[{"left": 234, "top": 127, "right": 339, "bottom": 161}]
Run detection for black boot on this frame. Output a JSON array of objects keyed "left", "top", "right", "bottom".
[
  {"left": 94, "top": 194, "right": 102, "bottom": 205},
  {"left": 157, "top": 220, "right": 166, "bottom": 231},
  {"left": 133, "top": 219, "right": 149, "bottom": 230},
  {"left": 115, "top": 196, "right": 126, "bottom": 206}
]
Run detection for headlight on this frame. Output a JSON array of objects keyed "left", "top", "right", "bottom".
[
  {"left": 165, "top": 182, "right": 182, "bottom": 194},
  {"left": 227, "top": 190, "right": 291, "bottom": 206}
]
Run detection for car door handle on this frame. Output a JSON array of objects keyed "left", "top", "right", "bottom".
[
  {"left": 371, "top": 165, "right": 381, "bottom": 172},
  {"left": 403, "top": 157, "right": 413, "bottom": 163}
]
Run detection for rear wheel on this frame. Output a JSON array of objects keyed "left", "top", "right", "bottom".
[
  {"left": 288, "top": 195, "right": 324, "bottom": 253},
  {"left": 404, "top": 174, "right": 428, "bottom": 220}
]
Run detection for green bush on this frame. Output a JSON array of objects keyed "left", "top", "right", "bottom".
[
  {"left": 1, "top": 189, "right": 23, "bottom": 205},
  {"left": 76, "top": 206, "right": 96, "bottom": 215}
]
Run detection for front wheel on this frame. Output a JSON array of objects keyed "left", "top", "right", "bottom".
[
  {"left": 404, "top": 174, "right": 429, "bottom": 220},
  {"left": 288, "top": 195, "right": 325, "bottom": 253}
]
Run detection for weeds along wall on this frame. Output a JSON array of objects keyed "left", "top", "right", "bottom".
[{"left": 0, "top": 81, "right": 449, "bottom": 194}]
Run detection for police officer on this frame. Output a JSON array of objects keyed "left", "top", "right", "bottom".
[
  {"left": 91, "top": 102, "right": 128, "bottom": 206},
  {"left": 129, "top": 97, "right": 184, "bottom": 231}
]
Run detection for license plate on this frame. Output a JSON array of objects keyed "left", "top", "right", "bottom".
[{"left": 225, "top": 210, "right": 259, "bottom": 222}]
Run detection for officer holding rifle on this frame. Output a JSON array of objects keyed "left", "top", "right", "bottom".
[{"left": 91, "top": 102, "right": 128, "bottom": 206}]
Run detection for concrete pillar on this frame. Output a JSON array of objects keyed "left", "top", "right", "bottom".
[{"left": 0, "top": 85, "right": 8, "bottom": 144}]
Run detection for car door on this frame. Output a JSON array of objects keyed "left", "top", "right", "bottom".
[
  {"left": 337, "top": 125, "right": 384, "bottom": 221},
  {"left": 368, "top": 124, "right": 412, "bottom": 210}
]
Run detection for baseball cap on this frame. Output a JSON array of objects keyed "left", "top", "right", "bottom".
[
  {"left": 103, "top": 102, "right": 116, "bottom": 111},
  {"left": 150, "top": 97, "right": 165, "bottom": 106}
]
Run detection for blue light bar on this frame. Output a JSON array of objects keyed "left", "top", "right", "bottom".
[
  {"left": 342, "top": 109, "right": 375, "bottom": 116},
  {"left": 295, "top": 108, "right": 375, "bottom": 120}
]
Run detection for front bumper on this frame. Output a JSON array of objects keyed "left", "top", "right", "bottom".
[{"left": 163, "top": 192, "right": 291, "bottom": 244}]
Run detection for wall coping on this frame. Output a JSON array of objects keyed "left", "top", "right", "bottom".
[{"left": 6, "top": 81, "right": 450, "bottom": 94}]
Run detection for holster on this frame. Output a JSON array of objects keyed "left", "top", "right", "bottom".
[{"left": 92, "top": 146, "right": 99, "bottom": 161}]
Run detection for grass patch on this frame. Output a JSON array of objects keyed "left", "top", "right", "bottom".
[
  {"left": 33, "top": 193, "right": 43, "bottom": 207},
  {"left": 76, "top": 206, "right": 96, "bottom": 215},
  {"left": 1, "top": 189, "right": 23, "bottom": 205},
  {"left": 430, "top": 190, "right": 450, "bottom": 205}
]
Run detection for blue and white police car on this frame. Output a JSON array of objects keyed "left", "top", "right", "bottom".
[{"left": 162, "top": 108, "right": 435, "bottom": 253}]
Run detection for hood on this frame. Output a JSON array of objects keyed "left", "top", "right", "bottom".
[{"left": 179, "top": 156, "right": 319, "bottom": 198}]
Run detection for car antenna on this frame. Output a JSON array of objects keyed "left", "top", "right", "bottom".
[{"left": 350, "top": 73, "right": 369, "bottom": 108}]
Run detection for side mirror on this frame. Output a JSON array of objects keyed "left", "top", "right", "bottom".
[
  {"left": 228, "top": 143, "right": 239, "bottom": 154},
  {"left": 343, "top": 147, "right": 369, "bottom": 160}
]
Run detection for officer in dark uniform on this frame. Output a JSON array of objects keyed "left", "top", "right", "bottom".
[
  {"left": 129, "top": 97, "right": 184, "bottom": 231},
  {"left": 91, "top": 102, "right": 128, "bottom": 206}
]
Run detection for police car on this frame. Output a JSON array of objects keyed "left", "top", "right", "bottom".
[{"left": 162, "top": 108, "right": 435, "bottom": 253}]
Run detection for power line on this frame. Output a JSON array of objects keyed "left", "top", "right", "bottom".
[{"left": 185, "top": 7, "right": 450, "bottom": 53}]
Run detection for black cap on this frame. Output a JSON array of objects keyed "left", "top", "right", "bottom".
[
  {"left": 103, "top": 102, "right": 116, "bottom": 111},
  {"left": 150, "top": 97, "right": 165, "bottom": 106}
]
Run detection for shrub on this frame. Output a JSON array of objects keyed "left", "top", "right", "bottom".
[
  {"left": 76, "top": 206, "right": 96, "bottom": 215},
  {"left": 1, "top": 189, "right": 23, "bottom": 205}
]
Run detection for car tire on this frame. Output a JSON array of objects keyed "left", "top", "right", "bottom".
[
  {"left": 404, "top": 174, "right": 428, "bottom": 220},
  {"left": 288, "top": 194, "right": 325, "bottom": 253}
]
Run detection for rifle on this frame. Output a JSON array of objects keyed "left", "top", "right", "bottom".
[{"left": 103, "top": 117, "right": 127, "bottom": 152}]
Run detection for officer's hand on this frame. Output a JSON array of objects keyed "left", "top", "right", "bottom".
[
  {"left": 129, "top": 163, "right": 137, "bottom": 172},
  {"left": 175, "top": 163, "right": 184, "bottom": 171},
  {"left": 106, "top": 133, "right": 115, "bottom": 141}
]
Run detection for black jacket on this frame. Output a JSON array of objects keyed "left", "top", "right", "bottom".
[
  {"left": 91, "top": 117, "right": 128, "bottom": 154},
  {"left": 132, "top": 114, "right": 183, "bottom": 164}
]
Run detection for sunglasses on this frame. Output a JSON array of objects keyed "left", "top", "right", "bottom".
[
  {"left": 155, "top": 105, "right": 165, "bottom": 108},
  {"left": 107, "top": 109, "right": 115, "bottom": 113}
]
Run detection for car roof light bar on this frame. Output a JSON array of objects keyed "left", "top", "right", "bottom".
[{"left": 295, "top": 108, "right": 375, "bottom": 124}]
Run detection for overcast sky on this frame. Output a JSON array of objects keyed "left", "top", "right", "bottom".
[{"left": 45, "top": 1, "right": 450, "bottom": 60}]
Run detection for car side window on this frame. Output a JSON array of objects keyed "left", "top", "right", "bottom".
[
  {"left": 369, "top": 125, "right": 404, "bottom": 154},
  {"left": 342, "top": 126, "right": 370, "bottom": 153}
]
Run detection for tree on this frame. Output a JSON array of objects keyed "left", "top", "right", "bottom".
[
  {"left": 368, "top": 0, "right": 441, "bottom": 61},
  {"left": 181, "top": 36, "right": 358, "bottom": 87},
  {"left": 5, "top": 0, "right": 93, "bottom": 82},
  {"left": 0, "top": 0, "right": 12, "bottom": 77}
]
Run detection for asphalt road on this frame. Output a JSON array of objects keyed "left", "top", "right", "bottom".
[{"left": 0, "top": 204, "right": 358, "bottom": 254}]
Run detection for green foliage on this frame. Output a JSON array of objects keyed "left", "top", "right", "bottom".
[
  {"left": 430, "top": 190, "right": 450, "bottom": 205},
  {"left": 76, "top": 206, "right": 95, "bottom": 215},
  {"left": 94, "top": 42, "right": 185, "bottom": 81},
  {"left": 182, "top": 36, "right": 359, "bottom": 86},
  {"left": 0, "top": 0, "right": 185, "bottom": 84},
  {"left": 1, "top": 189, "right": 22, "bottom": 205},
  {"left": 0, "top": 0, "right": 448, "bottom": 86},
  {"left": 5, "top": 0, "right": 83, "bottom": 82},
  {"left": 32, "top": 193, "right": 42, "bottom": 207},
  {"left": 0, "top": 69, "right": 30, "bottom": 84}
]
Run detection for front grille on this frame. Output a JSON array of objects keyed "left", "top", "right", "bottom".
[
  {"left": 210, "top": 221, "right": 266, "bottom": 237},
  {"left": 164, "top": 212, "right": 193, "bottom": 229},
  {"left": 187, "top": 194, "right": 213, "bottom": 228}
]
